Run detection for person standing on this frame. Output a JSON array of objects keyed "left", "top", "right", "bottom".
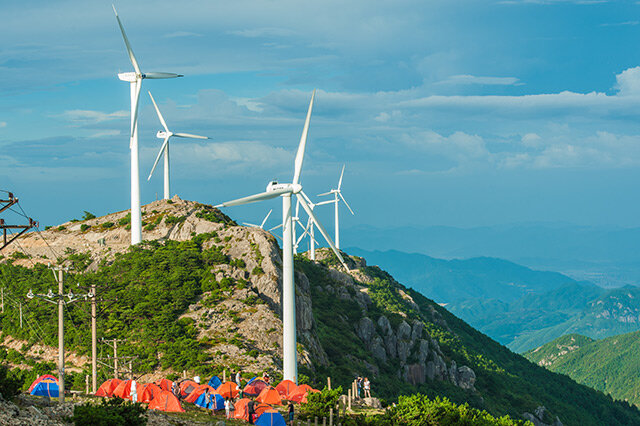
[
  {"left": 130, "top": 380, "right": 137, "bottom": 403},
  {"left": 204, "top": 388, "right": 213, "bottom": 416},
  {"left": 171, "top": 381, "right": 180, "bottom": 399},
  {"left": 356, "top": 377, "right": 362, "bottom": 398},
  {"left": 235, "top": 370, "right": 242, "bottom": 387},
  {"left": 247, "top": 399, "right": 256, "bottom": 424},
  {"left": 224, "top": 397, "right": 231, "bottom": 419},
  {"left": 363, "top": 377, "right": 371, "bottom": 398},
  {"left": 288, "top": 401, "right": 295, "bottom": 425}
]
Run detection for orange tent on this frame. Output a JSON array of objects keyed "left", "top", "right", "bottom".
[
  {"left": 148, "top": 390, "right": 185, "bottom": 412},
  {"left": 139, "top": 383, "right": 162, "bottom": 403},
  {"left": 233, "top": 398, "right": 252, "bottom": 420},
  {"left": 244, "top": 379, "right": 269, "bottom": 397},
  {"left": 113, "top": 379, "right": 133, "bottom": 399},
  {"left": 184, "top": 384, "right": 216, "bottom": 404},
  {"left": 179, "top": 380, "right": 199, "bottom": 398},
  {"left": 96, "top": 378, "right": 122, "bottom": 397},
  {"left": 154, "top": 378, "right": 173, "bottom": 392},
  {"left": 289, "top": 384, "right": 319, "bottom": 403},
  {"left": 256, "top": 387, "right": 282, "bottom": 405},
  {"left": 275, "top": 380, "right": 297, "bottom": 398},
  {"left": 217, "top": 381, "right": 239, "bottom": 398},
  {"left": 254, "top": 403, "right": 271, "bottom": 417}
]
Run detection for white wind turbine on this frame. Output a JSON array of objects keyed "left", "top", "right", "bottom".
[
  {"left": 147, "top": 91, "right": 209, "bottom": 200},
  {"left": 113, "top": 5, "right": 183, "bottom": 244},
  {"left": 296, "top": 193, "right": 333, "bottom": 261},
  {"left": 318, "top": 165, "right": 354, "bottom": 249},
  {"left": 215, "top": 90, "right": 348, "bottom": 383},
  {"left": 243, "top": 209, "right": 273, "bottom": 229}
]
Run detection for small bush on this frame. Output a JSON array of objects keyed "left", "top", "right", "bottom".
[
  {"left": 118, "top": 213, "right": 131, "bottom": 226},
  {"left": 80, "top": 224, "right": 90, "bottom": 232},
  {"left": 0, "top": 364, "right": 22, "bottom": 399},
  {"left": 299, "top": 386, "right": 343, "bottom": 420},
  {"left": 164, "top": 215, "right": 186, "bottom": 225},
  {"left": 101, "top": 222, "right": 114, "bottom": 229},
  {"left": 252, "top": 266, "right": 264, "bottom": 276},
  {"left": 230, "top": 258, "right": 246, "bottom": 269},
  {"left": 71, "top": 398, "right": 147, "bottom": 426},
  {"left": 82, "top": 211, "right": 96, "bottom": 221},
  {"left": 57, "top": 226, "right": 66, "bottom": 231}
]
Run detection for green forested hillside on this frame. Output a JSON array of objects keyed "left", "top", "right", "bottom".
[
  {"left": 0, "top": 206, "right": 639, "bottom": 425},
  {"left": 524, "top": 331, "right": 640, "bottom": 406}
]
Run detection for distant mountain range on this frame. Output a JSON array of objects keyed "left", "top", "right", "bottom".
[
  {"left": 343, "top": 223, "right": 640, "bottom": 287},
  {"left": 524, "top": 332, "right": 640, "bottom": 406},
  {"left": 350, "top": 248, "right": 640, "bottom": 352}
]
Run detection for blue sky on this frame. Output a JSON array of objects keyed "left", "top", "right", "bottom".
[{"left": 2, "top": 0, "right": 640, "bottom": 232}]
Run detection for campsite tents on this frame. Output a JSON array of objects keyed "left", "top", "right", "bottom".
[
  {"left": 256, "top": 410, "right": 287, "bottom": 426},
  {"left": 234, "top": 398, "right": 252, "bottom": 420},
  {"left": 207, "top": 375, "right": 222, "bottom": 389},
  {"left": 179, "top": 380, "right": 199, "bottom": 398},
  {"left": 275, "top": 380, "right": 297, "bottom": 398},
  {"left": 28, "top": 375, "right": 57, "bottom": 394},
  {"left": 154, "top": 378, "right": 173, "bottom": 392},
  {"left": 30, "top": 377, "right": 59, "bottom": 397},
  {"left": 256, "top": 387, "right": 282, "bottom": 405},
  {"left": 217, "top": 381, "right": 239, "bottom": 398},
  {"left": 113, "top": 379, "right": 133, "bottom": 399},
  {"left": 96, "top": 378, "right": 122, "bottom": 397},
  {"left": 138, "top": 383, "right": 162, "bottom": 403},
  {"left": 288, "top": 384, "right": 319, "bottom": 403},
  {"left": 148, "top": 390, "right": 185, "bottom": 412},
  {"left": 194, "top": 390, "right": 224, "bottom": 410},
  {"left": 184, "top": 384, "right": 211, "bottom": 403},
  {"left": 244, "top": 379, "right": 269, "bottom": 397}
]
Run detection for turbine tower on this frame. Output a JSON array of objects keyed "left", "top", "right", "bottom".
[
  {"left": 147, "top": 91, "right": 209, "bottom": 199},
  {"left": 113, "top": 6, "right": 183, "bottom": 244},
  {"left": 215, "top": 91, "right": 347, "bottom": 383},
  {"left": 318, "top": 165, "right": 354, "bottom": 249}
]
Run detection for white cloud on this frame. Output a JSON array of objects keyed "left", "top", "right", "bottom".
[
  {"left": 599, "top": 21, "right": 639, "bottom": 27},
  {"left": 91, "top": 129, "right": 121, "bottom": 138},
  {"left": 59, "top": 110, "right": 128, "bottom": 124},
  {"left": 521, "top": 133, "right": 542, "bottom": 147},
  {"left": 615, "top": 67, "right": 640, "bottom": 96},
  {"left": 437, "top": 74, "right": 522, "bottom": 86}
]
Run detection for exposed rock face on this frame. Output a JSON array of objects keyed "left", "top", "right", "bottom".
[
  {"left": 522, "top": 406, "right": 563, "bottom": 426},
  {"left": 456, "top": 366, "right": 476, "bottom": 390},
  {"left": 356, "top": 317, "right": 376, "bottom": 346}
]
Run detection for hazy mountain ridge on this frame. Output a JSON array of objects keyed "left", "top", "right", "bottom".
[{"left": 524, "top": 331, "right": 640, "bottom": 406}]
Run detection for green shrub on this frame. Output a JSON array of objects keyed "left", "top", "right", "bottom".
[
  {"left": 10, "top": 251, "right": 30, "bottom": 260},
  {"left": 57, "top": 226, "right": 66, "bottom": 231},
  {"left": 101, "top": 222, "right": 114, "bottom": 229},
  {"left": 45, "top": 226, "right": 52, "bottom": 230},
  {"left": 82, "top": 211, "right": 96, "bottom": 221},
  {"left": 118, "top": 213, "right": 131, "bottom": 226},
  {"left": 164, "top": 215, "right": 186, "bottom": 225},
  {"left": 80, "top": 224, "right": 90, "bottom": 232},
  {"left": 252, "top": 266, "right": 264, "bottom": 276},
  {"left": 203, "top": 247, "right": 229, "bottom": 265},
  {"left": 230, "top": 258, "right": 246, "bottom": 269},
  {"left": 71, "top": 398, "right": 147, "bottom": 426},
  {"left": 299, "top": 386, "right": 343, "bottom": 420},
  {"left": 0, "top": 364, "right": 22, "bottom": 399}
]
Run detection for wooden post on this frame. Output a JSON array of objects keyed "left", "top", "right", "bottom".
[
  {"left": 327, "top": 377, "right": 331, "bottom": 390},
  {"left": 347, "top": 389, "right": 352, "bottom": 410},
  {"left": 323, "top": 417, "right": 326, "bottom": 426},
  {"left": 329, "top": 408, "right": 333, "bottom": 426},
  {"left": 182, "top": 370, "right": 186, "bottom": 379},
  {"left": 307, "top": 420, "right": 310, "bottom": 426},
  {"left": 85, "top": 375, "right": 89, "bottom": 394},
  {"left": 315, "top": 416, "right": 318, "bottom": 426},
  {"left": 19, "top": 302, "right": 22, "bottom": 328},
  {"left": 223, "top": 369, "right": 226, "bottom": 382}
]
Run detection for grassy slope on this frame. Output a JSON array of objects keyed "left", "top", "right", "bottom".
[{"left": 524, "top": 331, "right": 640, "bottom": 406}]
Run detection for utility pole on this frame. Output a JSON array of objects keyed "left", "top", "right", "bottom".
[
  {"left": 1, "top": 287, "right": 4, "bottom": 313},
  {"left": 91, "top": 283, "right": 97, "bottom": 394},
  {"left": 99, "top": 339, "right": 135, "bottom": 381},
  {"left": 19, "top": 302, "right": 22, "bottom": 328}
]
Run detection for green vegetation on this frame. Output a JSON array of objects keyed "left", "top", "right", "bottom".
[
  {"left": 118, "top": 213, "right": 131, "bottom": 227},
  {"left": 82, "top": 211, "right": 96, "bottom": 221},
  {"left": 164, "top": 215, "right": 186, "bottom": 226},
  {"left": 524, "top": 331, "right": 640, "bottom": 407},
  {"left": 80, "top": 224, "right": 91, "bottom": 232},
  {"left": 101, "top": 222, "right": 114, "bottom": 229},
  {"left": 299, "top": 386, "right": 343, "bottom": 420},
  {"left": 71, "top": 398, "right": 147, "bottom": 426},
  {"left": 0, "top": 364, "right": 21, "bottom": 399}
]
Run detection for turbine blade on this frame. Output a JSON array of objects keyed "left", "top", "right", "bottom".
[
  {"left": 315, "top": 199, "right": 336, "bottom": 206},
  {"left": 130, "top": 79, "right": 142, "bottom": 144},
  {"left": 243, "top": 222, "right": 259, "bottom": 228},
  {"left": 338, "top": 164, "right": 345, "bottom": 190},
  {"left": 295, "top": 197, "right": 300, "bottom": 218},
  {"left": 268, "top": 224, "right": 283, "bottom": 231},
  {"left": 260, "top": 209, "right": 273, "bottom": 229},
  {"left": 148, "top": 136, "right": 170, "bottom": 180},
  {"left": 215, "top": 188, "right": 289, "bottom": 208},
  {"left": 317, "top": 191, "right": 332, "bottom": 197},
  {"left": 148, "top": 91, "right": 169, "bottom": 133},
  {"left": 143, "top": 72, "right": 183, "bottom": 79},
  {"left": 296, "top": 192, "right": 348, "bottom": 270},
  {"left": 292, "top": 90, "right": 315, "bottom": 185},
  {"left": 173, "top": 132, "right": 209, "bottom": 139},
  {"left": 113, "top": 5, "right": 141, "bottom": 75},
  {"left": 339, "top": 192, "right": 355, "bottom": 215}
]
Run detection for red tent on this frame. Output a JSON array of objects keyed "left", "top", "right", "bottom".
[
  {"left": 179, "top": 380, "right": 200, "bottom": 398},
  {"left": 289, "top": 384, "right": 319, "bottom": 403},
  {"left": 217, "top": 381, "right": 239, "bottom": 398},
  {"left": 184, "top": 384, "right": 217, "bottom": 404},
  {"left": 275, "top": 380, "right": 297, "bottom": 398},
  {"left": 28, "top": 375, "right": 58, "bottom": 394},
  {"left": 154, "top": 378, "right": 173, "bottom": 392},
  {"left": 148, "top": 390, "right": 185, "bottom": 412},
  {"left": 113, "top": 379, "right": 133, "bottom": 399},
  {"left": 234, "top": 398, "right": 252, "bottom": 420},
  {"left": 254, "top": 403, "right": 272, "bottom": 418},
  {"left": 139, "top": 383, "right": 162, "bottom": 403},
  {"left": 256, "top": 387, "right": 282, "bottom": 405},
  {"left": 96, "top": 379, "right": 122, "bottom": 397},
  {"left": 244, "top": 379, "right": 269, "bottom": 397}
]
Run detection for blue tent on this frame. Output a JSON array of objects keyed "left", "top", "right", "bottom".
[
  {"left": 194, "top": 391, "right": 224, "bottom": 410},
  {"left": 207, "top": 375, "right": 222, "bottom": 389},
  {"left": 256, "top": 411, "right": 287, "bottom": 426},
  {"left": 31, "top": 379, "right": 59, "bottom": 397}
]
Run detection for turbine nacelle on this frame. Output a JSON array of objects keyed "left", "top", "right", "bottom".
[
  {"left": 118, "top": 71, "right": 138, "bottom": 82},
  {"left": 266, "top": 182, "right": 302, "bottom": 194},
  {"left": 156, "top": 130, "right": 172, "bottom": 139}
]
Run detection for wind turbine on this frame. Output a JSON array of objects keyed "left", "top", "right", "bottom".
[
  {"left": 318, "top": 165, "right": 354, "bottom": 249},
  {"left": 147, "top": 91, "right": 209, "bottom": 200},
  {"left": 215, "top": 90, "right": 348, "bottom": 383},
  {"left": 243, "top": 209, "right": 273, "bottom": 229},
  {"left": 113, "top": 5, "right": 183, "bottom": 244},
  {"left": 296, "top": 193, "right": 333, "bottom": 261}
]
